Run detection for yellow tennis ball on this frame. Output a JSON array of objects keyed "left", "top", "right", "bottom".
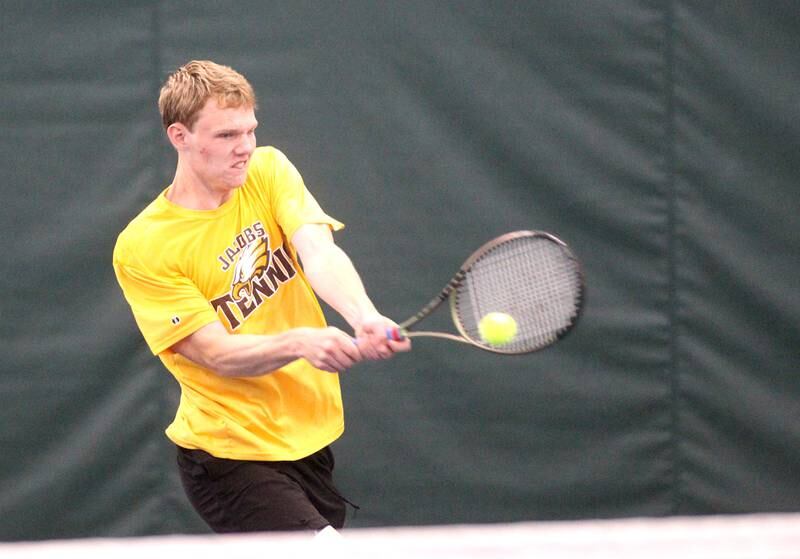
[{"left": 478, "top": 312, "right": 517, "bottom": 345}]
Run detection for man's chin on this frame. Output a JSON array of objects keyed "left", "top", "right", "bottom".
[{"left": 225, "top": 172, "right": 248, "bottom": 188}]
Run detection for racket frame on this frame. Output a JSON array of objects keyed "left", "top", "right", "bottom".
[{"left": 392, "top": 230, "right": 585, "bottom": 354}]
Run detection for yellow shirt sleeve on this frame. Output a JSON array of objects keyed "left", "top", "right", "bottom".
[
  {"left": 253, "top": 147, "right": 344, "bottom": 239},
  {"left": 113, "top": 249, "right": 220, "bottom": 355}
]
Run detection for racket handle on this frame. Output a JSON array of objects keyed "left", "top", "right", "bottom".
[{"left": 386, "top": 327, "right": 406, "bottom": 341}]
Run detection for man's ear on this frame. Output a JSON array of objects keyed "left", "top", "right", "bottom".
[{"left": 166, "top": 122, "right": 190, "bottom": 150}]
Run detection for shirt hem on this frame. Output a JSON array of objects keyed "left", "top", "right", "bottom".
[{"left": 167, "top": 421, "right": 345, "bottom": 462}]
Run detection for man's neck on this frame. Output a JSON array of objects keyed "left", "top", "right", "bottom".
[{"left": 166, "top": 166, "right": 232, "bottom": 210}]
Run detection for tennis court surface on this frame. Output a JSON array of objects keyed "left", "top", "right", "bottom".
[{"left": 4, "top": 513, "right": 799, "bottom": 558}]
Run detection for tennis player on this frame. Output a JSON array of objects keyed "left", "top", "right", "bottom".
[{"left": 112, "top": 60, "right": 410, "bottom": 534}]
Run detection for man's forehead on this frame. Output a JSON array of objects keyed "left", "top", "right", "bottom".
[{"left": 196, "top": 98, "right": 257, "bottom": 128}]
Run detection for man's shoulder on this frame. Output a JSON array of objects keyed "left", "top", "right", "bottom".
[
  {"left": 242, "top": 146, "right": 291, "bottom": 197},
  {"left": 118, "top": 193, "right": 168, "bottom": 237},
  {"left": 249, "top": 145, "right": 294, "bottom": 171},
  {"left": 113, "top": 193, "right": 172, "bottom": 265}
]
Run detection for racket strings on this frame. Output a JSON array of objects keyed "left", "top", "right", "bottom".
[{"left": 454, "top": 236, "right": 582, "bottom": 352}]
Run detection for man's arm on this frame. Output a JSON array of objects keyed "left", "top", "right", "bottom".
[
  {"left": 170, "top": 223, "right": 408, "bottom": 376},
  {"left": 171, "top": 321, "right": 362, "bottom": 377},
  {"left": 291, "top": 223, "right": 411, "bottom": 359}
]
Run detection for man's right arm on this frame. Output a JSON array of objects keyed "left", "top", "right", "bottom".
[{"left": 170, "top": 321, "right": 362, "bottom": 377}]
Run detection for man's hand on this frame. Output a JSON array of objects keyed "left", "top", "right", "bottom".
[
  {"left": 354, "top": 314, "right": 412, "bottom": 360},
  {"left": 293, "top": 326, "right": 364, "bottom": 372}
]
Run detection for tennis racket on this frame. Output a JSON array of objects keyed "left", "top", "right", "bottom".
[{"left": 387, "top": 230, "right": 585, "bottom": 354}]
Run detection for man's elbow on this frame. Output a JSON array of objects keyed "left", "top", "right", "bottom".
[{"left": 172, "top": 338, "right": 236, "bottom": 377}]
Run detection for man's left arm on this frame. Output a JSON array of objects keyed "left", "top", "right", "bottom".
[{"left": 291, "top": 223, "right": 410, "bottom": 360}]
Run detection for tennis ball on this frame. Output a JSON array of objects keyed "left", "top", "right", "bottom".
[{"left": 478, "top": 312, "right": 517, "bottom": 346}]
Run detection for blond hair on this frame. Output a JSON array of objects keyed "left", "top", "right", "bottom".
[{"left": 158, "top": 60, "right": 257, "bottom": 130}]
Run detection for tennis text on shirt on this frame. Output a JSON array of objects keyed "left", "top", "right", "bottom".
[{"left": 210, "top": 222, "right": 298, "bottom": 330}]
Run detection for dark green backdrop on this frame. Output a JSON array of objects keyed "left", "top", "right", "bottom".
[{"left": 1, "top": 1, "right": 798, "bottom": 541}]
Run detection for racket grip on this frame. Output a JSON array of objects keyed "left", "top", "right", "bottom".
[{"left": 386, "top": 327, "right": 406, "bottom": 341}]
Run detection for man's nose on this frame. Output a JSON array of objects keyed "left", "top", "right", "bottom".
[{"left": 237, "top": 133, "right": 256, "bottom": 154}]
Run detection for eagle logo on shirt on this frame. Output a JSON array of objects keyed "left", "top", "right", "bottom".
[
  {"left": 210, "top": 222, "right": 298, "bottom": 330},
  {"left": 231, "top": 236, "right": 271, "bottom": 301}
]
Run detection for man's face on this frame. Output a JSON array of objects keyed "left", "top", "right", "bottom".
[{"left": 180, "top": 98, "right": 258, "bottom": 192}]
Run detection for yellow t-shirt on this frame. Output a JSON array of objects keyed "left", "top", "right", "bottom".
[{"left": 112, "top": 146, "right": 345, "bottom": 461}]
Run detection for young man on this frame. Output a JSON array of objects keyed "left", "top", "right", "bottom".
[{"left": 113, "top": 60, "right": 410, "bottom": 533}]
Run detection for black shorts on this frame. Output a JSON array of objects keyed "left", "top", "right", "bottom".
[{"left": 176, "top": 445, "right": 350, "bottom": 533}]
